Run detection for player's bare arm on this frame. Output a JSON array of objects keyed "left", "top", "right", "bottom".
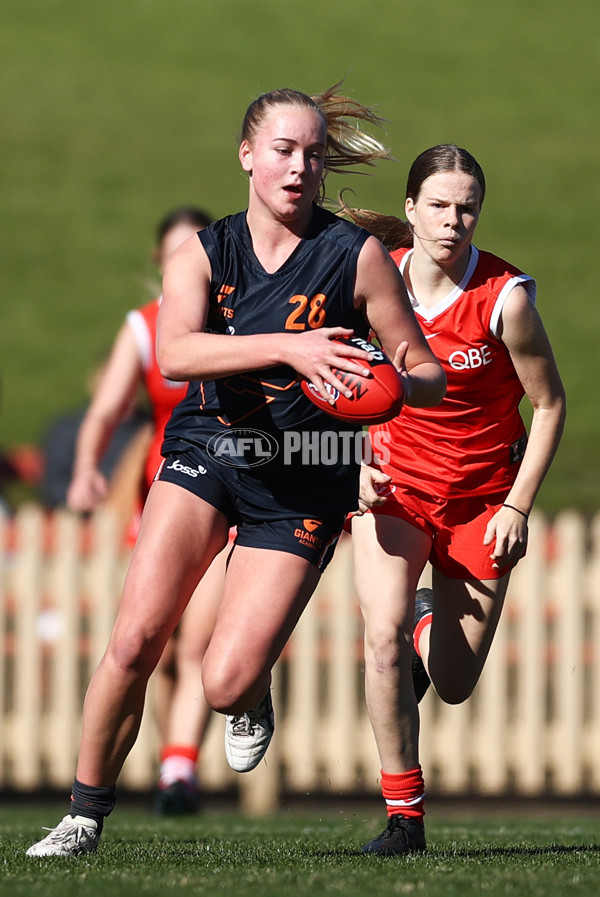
[
  {"left": 484, "top": 285, "right": 566, "bottom": 566},
  {"left": 158, "top": 234, "right": 372, "bottom": 395},
  {"left": 499, "top": 285, "right": 566, "bottom": 512},
  {"left": 68, "top": 322, "right": 145, "bottom": 513},
  {"left": 354, "top": 236, "right": 446, "bottom": 407}
]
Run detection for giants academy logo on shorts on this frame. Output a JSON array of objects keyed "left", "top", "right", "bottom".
[{"left": 294, "top": 519, "right": 324, "bottom": 550}]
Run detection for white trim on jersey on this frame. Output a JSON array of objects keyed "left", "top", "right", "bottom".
[
  {"left": 398, "top": 246, "right": 480, "bottom": 322},
  {"left": 489, "top": 274, "right": 537, "bottom": 338},
  {"left": 397, "top": 246, "right": 536, "bottom": 337},
  {"left": 126, "top": 308, "right": 153, "bottom": 372}
]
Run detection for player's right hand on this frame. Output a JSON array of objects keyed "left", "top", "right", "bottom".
[
  {"left": 353, "top": 464, "right": 393, "bottom": 516},
  {"left": 66, "top": 468, "right": 108, "bottom": 513}
]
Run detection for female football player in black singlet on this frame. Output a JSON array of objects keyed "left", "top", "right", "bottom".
[{"left": 27, "top": 83, "right": 445, "bottom": 857}]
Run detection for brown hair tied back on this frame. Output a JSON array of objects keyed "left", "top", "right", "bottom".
[{"left": 339, "top": 143, "right": 486, "bottom": 251}]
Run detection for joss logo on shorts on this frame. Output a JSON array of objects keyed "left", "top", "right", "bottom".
[{"left": 166, "top": 459, "right": 207, "bottom": 477}]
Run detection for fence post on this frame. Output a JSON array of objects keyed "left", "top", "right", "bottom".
[
  {"left": 509, "top": 511, "right": 550, "bottom": 793},
  {"left": 548, "top": 511, "right": 587, "bottom": 793},
  {"left": 45, "top": 509, "right": 85, "bottom": 785},
  {"left": 320, "top": 538, "right": 362, "bottom": 791},
  {"left": 281, "top": 580, "right": 321, "bottom": 790},
  {"left": 0, "top": 510, "right": 8, "bottom": 779},
  {"left": 8, "top": 505, "right": 45, "bottom": 788},
  {"left": 85, "top": 508, "right": 125, "bottom": 670},
  {"left": 471, "top": 598, "right": 510, "bottom": 793},
  {"left": 586, "top": 513, "right": 600, "bottom": 788}
]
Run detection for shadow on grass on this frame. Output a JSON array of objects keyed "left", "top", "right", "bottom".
[
  {"left": 188, "top": 842, "right": 600, "bottom": 861},
  {"left": 445, "top": 843, "right": 600, "bottom": 860},
  {"left": 299, "top": 843, "right": 600, "bottom": 862}
]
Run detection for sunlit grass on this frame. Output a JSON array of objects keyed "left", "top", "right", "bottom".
[{"left": 2, "top": 802, "right": 599, "bottom": 897}]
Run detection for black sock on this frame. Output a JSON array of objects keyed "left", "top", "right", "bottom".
[{"left": 70, "top": 778, "right": 117, "bottom": 833}]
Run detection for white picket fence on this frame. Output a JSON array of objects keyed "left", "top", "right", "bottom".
[{"left": 1, "top": 504, "right": 599, "bottom": 813}]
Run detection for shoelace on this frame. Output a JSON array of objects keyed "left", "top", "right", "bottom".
[
  {"left": 40, "top": 820, "right": 92, "bottom": 843},
  {"left": 230, "top": 713, "right": 255, "bottom": 736},
  {"left": 384, "top": 816, "right": 419, "bottom": 843},
  {"left": 229, "top": 696, "right": 270, "bottom": 736}
]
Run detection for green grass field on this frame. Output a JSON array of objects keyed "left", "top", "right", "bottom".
[
  {"left": 2, "top": 802, "right": 599, "bottom": 897},
  {"left": 2, "top": 0, "right": 599, "bottom": 511}
]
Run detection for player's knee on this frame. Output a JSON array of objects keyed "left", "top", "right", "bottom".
[
  {"left": 107, "top": 628, "right": 164, "bottom": 680},
  {"left": 364, "top": 625, "right": 410, "bottom": 673},
  {"left": 202, "top": 665, "right": 248, "bottom": 714},
  {"left": 431, "top": 673, "right": 476, "bottom": 705}
]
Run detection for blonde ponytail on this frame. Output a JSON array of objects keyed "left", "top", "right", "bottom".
[
  {"left": 311, "top": 81, "right": 393, "bottom": 175},
  {"left": 312, "top": 82, "right": 413, "bottom": 248}
]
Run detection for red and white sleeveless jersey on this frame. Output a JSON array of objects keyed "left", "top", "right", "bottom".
[
  {"left": 371, "top": 246, "right": 536, "bottom": 498},
  {"left": 126, "top": 298, "right": 189, "bottom": 491}
]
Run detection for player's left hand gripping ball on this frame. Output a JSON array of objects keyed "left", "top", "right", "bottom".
[{"left": 300, "top": 336, "right": 404, "bottom": 425}]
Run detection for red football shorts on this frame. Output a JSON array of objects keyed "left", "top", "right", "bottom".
[{"left": 370, "top": 481, "right": 519, "bottom": 580}]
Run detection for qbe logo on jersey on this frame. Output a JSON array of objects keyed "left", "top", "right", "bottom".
[{"left": 207, "top": 428, "right": 279, "bottom": 468}]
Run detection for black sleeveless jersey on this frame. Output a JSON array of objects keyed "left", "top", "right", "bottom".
[{"left": 163, "top": 205, "right": 370, "bottom": 483}]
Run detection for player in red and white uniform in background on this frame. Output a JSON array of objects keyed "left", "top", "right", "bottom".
[
  {"left": 126, "top": 297, "right": 188, "bottom": 502},
  {"left": 66, "top": 206, "right": 224, "bottom": 815},
  {"left": 351, "top": 145, "right": 566, "bottom": 854}
]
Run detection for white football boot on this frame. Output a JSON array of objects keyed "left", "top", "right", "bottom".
[
  {"left": 26, "top": 814, "right": 100, "bottom": 857},
  {"left": 225, "top": 691, "right": 275, "bottom": 772}
]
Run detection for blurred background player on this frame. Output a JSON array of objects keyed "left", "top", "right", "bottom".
[
  {"left": 39, "top": 355, "right": 150, "bottom": 514},
  {"left": 66, "top": 205, "right": 225, "bottom": 814}
]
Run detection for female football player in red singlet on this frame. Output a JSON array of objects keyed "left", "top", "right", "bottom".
[
  {"left": 27, "top": 84, "right": 445, "bottom": 857},
  {"left": 66, "top": 206, "right": 224, "bottom": 815},
  {"left": 350, "top": 145, "right": 566, "bottom": 855}
]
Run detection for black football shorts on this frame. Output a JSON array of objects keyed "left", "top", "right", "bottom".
[{"left": 156, "top": 443, "right": 348, "bottom": 571}]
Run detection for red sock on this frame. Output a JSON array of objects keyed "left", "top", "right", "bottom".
[
  {"left": 159, "top": 745, "right": 200, "bottom": 788},
  {"left": 381, "top": 767, "right": 425, "bottom": 820},
  {"left": 413, "top": 614, "right": 432, "bottom": 657},
  {"left": 160, "top": 745, "right": 199, "bottom": 764}
]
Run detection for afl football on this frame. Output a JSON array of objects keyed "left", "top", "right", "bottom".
[{"left": 300, "top": 336, "right": 404, "bottom": 425}]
